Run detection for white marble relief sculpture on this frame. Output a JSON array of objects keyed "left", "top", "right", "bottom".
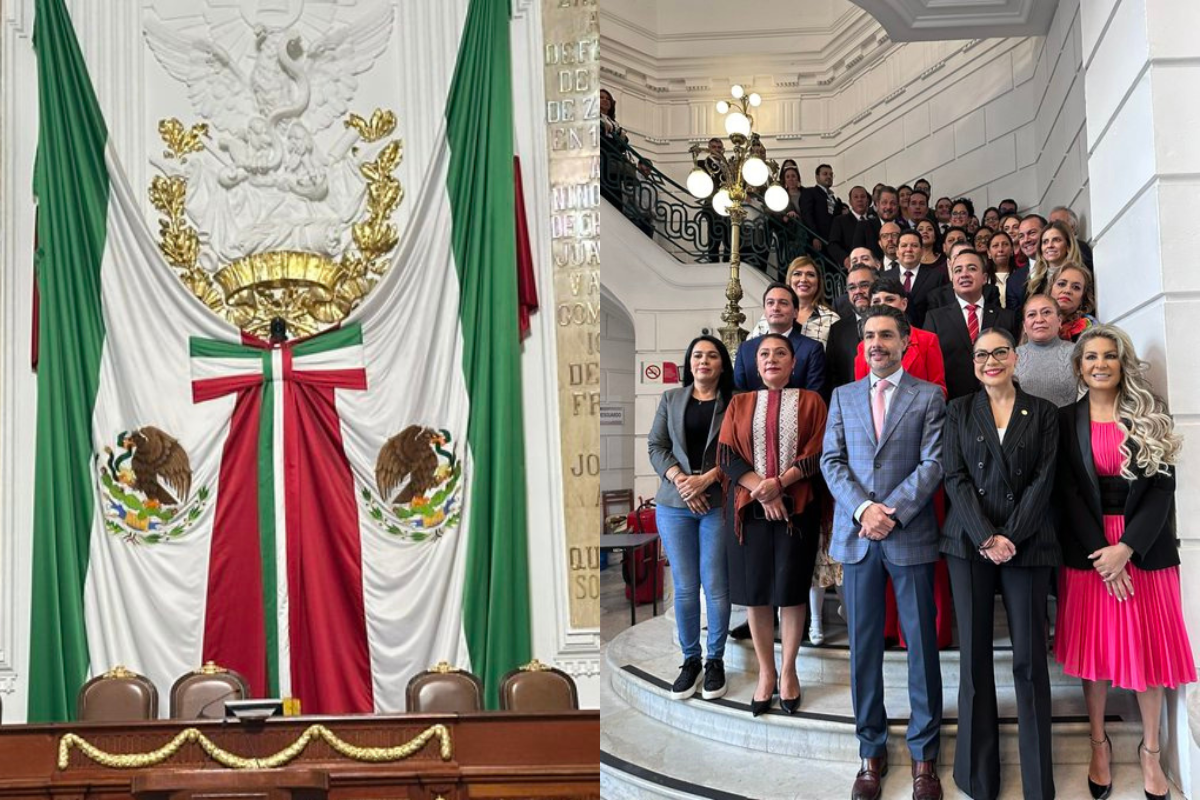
[{"left": 144, "top": 0, "right": 395, "bottom": 267}]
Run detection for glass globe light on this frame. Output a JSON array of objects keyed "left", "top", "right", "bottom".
[
  {"left": 742, "top": 157, "right": 769, "bottom": 187},
  {"left": 716, "top": 99, "right": 730, "bottom": 114},
  {"left": 748, "top": 92, "right": 762, "bottom": 107},
  {"left": 724, "top": 111, "right": 751, "bottom": 138},
  {"left": 686, "top": 168, "right": 715, "bottom": 199},
  {"left": 730, "top": 84, "right": 745, "bottom": 99},
  {"left": 764, "top": 183, "right": 789, "bottom": 212},
  {"left": 712, "top": 189, "right": 733, "bottom": 217}
]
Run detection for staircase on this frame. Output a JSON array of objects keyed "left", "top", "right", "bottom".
[{"left": 601, "top": 599, "right": 1163, "bottom": 799}]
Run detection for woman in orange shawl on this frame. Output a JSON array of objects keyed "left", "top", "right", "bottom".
[{"left": 719, "top": 333, "right": 827, "bottom": 716}]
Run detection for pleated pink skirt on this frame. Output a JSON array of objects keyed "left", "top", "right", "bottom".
[{"left": 1055, "top": 515, "right": 1197, "bottom": 691}]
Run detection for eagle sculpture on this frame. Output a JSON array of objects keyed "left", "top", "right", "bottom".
[
  {"left": 375, "top": 426, "right": 447, "bottom": 506},
  {"left": 125, "top": 427, "right": 193, "bottom": 507}
]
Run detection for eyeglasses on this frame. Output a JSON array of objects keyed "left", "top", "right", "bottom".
[
  {"left": 972, "top": 346, "right": 1012, "bottom": 364},
  {"left": 847, "top": 281, "right": 874, "bottom": 292}
]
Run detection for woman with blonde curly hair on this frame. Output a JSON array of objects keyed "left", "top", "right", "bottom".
[{"left": 1055, "top": 325, "right": 1194, "bottom": 800}]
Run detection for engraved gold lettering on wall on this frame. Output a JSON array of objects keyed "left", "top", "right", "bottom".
[{"left": 543, "top": 1, "right": 599, "bottom": 629}]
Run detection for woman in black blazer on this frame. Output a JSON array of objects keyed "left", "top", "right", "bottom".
[
  {"left": 940, "top": 327, "right": 1059, "bottom": 800},
  {"left": 1055, "top": 325, "right": 1194, "bottom": 800}
]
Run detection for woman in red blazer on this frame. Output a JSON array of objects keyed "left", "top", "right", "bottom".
[
  {"left": 854, "top": 275, "right": 953, "bottom": 649},
  {"left": 854, "top": 275, "right": 947, "bottom": 394}
]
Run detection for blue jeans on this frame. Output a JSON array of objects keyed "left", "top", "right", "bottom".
[{"left": 655, "top": 504, "right": 731, "bottom": 661}]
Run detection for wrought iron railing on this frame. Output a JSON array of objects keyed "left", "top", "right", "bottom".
[{"left": 601, "top": 135, "right": 847, "bottom": 300}]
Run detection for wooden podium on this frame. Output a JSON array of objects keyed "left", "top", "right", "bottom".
[
  {"left": 0, "top": 711, "right": 599, "bottom": 800},
  {"left": 131, "top": 768, "right": 329, "bottom": 800}
]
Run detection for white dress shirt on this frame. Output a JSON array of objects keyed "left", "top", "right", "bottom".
[{"left": 955, "top": 292, "right": 984, "bottom": 329}]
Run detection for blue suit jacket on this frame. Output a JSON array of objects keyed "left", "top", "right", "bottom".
[
  {"left": 820, "top": 370, "right": 945, "bottom": 566},
  {"left": 734, "top": 325, "right": 826, "bottom": 394}
]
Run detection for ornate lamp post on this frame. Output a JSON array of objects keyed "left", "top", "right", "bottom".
[{"left": 686, "top": 85, "right": 790, "bottom": 355}]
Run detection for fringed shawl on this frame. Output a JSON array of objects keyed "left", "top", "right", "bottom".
[{"left": 719, "top": 388, "right": 827, "bottom": 543}]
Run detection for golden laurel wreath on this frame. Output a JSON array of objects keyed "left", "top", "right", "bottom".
[
  {"left": 58, "top": 722, "right": 451, "bottom": 770},
  {"left": 149, "top": 109, "right": 403, "bottom": 339}
]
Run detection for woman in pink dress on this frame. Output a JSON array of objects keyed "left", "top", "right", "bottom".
[{"left": 1055, "top": 325, "right": 1195, "bottom": 800}]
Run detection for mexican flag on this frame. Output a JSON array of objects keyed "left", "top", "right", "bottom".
[{"left": 28, "top": 0, "right": 530, "bottom": 720}]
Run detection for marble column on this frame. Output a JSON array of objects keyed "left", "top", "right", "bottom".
[{"left": 1080, "top": 0, "right": 1200, "bottom": 793}]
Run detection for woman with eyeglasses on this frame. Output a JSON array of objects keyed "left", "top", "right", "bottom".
[
  {"left": 1055, "top": 326, "right": 1194, "bottom": 800},
  {"left": 941, "top": 327, "right": 1060, "bottom": 800}
]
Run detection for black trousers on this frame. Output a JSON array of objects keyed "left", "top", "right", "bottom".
[{"left": 946, "top": 556, "right": 1054, "bottom": 800}]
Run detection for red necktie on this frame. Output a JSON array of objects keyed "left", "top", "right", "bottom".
[
  {"left": 903, "top": 270, "right": 913, "bottom": 294},
  {"left": 967, "top": 303, "right": 980, "bottom": 342}
]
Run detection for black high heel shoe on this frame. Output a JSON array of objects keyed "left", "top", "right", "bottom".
[
  {"left": 1088, "top": 734, "right": 1112, "bottom": 800},
  {"left": 750, "top": 681, "right": 778, "bottom": 717},
  {"left": 1138, "top": 739, "right": 1171, "bottom": 800},
  {"left": 780, "top": 688, "right": 802, "bottom": 715},
  {"left": 750, "top": 696, "right": 773, "bottom": 717}
]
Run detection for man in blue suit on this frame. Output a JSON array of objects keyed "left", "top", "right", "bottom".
[
  {"left": 734, "top": 283, "right": 826, "bottom": 394},
  {"left": 820, "top": 304, "right": 946, "bottom": 800}
]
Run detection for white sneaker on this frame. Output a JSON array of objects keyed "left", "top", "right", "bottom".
[{"left": 809, "top": 613, "right": 825, "bottom": 645}]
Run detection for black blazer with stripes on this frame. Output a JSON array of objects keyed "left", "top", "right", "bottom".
[
  {"left": 940, "top": 388, "right": 1061, "bottom": 567},
  {"left": 1055, "top": 397, "right": 1180, "bottom": 571}
]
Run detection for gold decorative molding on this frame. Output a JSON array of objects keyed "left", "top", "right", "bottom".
[
  {"left": 102, "top": 665, "right": 136, "bottom": 679},
  {"left": 150, "top": 109, "right": 404, "bottom": 338},
  {"left": 429, "top": 661, "right": 461, "bottom": 674},
  {"left": 520, "top": 658, "right": 552, "bottom": 673},
  {"left": 194, "top": 661, "right": 227, "bottom": 675},
  {"left": 158, "top": 118, "right": 208, "bottom": 162},
  {"left": 58, "top": 723, "right": 452, "bottom": 770}
]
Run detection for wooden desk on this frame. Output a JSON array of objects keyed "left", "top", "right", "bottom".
[{"left": 0, "top": 711, "right": 598, "bottom": 800}]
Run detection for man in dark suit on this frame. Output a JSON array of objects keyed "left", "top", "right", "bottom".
[
  {"left": 926, "top": 238, "right": 999, "bottom": 311},
  {"left": 827, "top": 185, "right": 873, "bottom": 270},
  {"left": 883, "top": 230, "right": 946, "bottom": 330},
  {"left": 924, "top": 250, "right": 1018, "bottom": 400},
  {"left": 734, "top": 282, "right": 826, "bottom": 393},
  {"left": 827, "top": 263, "right": 879, "bottom": 389},
  {"left": 904, "top": 189, "right": 931, "bottom": 231},
  {"left": 855, "top": 185, "right": 902, "bottom": 259},
  {"left": 821, "top": 304, "right": 947, "bottom": 800},
  {"left": 800, "top": 163, "right": 841, "bottom": 251},
  {"left": 833, "top": 247, "right": 881, "bottom": 319},
  {"left": 933, "top": 196, "right": 953, "bottom": 235}
]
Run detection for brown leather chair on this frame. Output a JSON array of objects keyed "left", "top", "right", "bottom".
[
  {"left": 169, "top": 662, "right": 249, "bottom": 719},
  {"left": 499, "top": 659, "right": 578, "bottom": 712},
  {"left": 77, "top": 665, "right": 158, "bottom": 722},
  {"left": 405, "top": 661, "right": 484, "bottom": 713}
]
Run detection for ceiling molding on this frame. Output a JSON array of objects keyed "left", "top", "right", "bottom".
[{"left": 848, "top": 0, "right": 1057, "bottom": 42}]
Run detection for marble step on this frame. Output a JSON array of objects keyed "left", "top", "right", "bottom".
[
  {"left": 608, "top": 615, "right": 1143, "bottom": 767},
  {"left": 602, "top": 675, "right": 1160, "bottom": 800},
  {"left": 666, "top": 595, "right": 1074, "bottom": 689}
]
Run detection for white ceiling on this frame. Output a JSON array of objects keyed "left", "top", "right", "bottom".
[{"left": 850, "top": 0, "right": 1058, "bottom": 41}]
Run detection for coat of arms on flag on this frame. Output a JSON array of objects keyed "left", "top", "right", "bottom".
[{"left": 28, "top": 0, "right": 531, "bottom": 721}]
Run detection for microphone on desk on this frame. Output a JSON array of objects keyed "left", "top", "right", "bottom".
[{"left": 195, "top": 687, "right": 241, "bottom": 720}]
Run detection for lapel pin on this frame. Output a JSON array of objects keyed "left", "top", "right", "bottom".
[{"left": 1021, "top": 409, "right": 1028, "bottom": 415}]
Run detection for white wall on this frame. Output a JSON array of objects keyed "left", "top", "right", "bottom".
[
  {"left": 601, "top": 205, "right": 772, "bottom": 502},
  {"left": 1079, "top": 0, "right": 1200, "bottom": 790},
  {"left": 604, "top": 1, "right": 1091, "bottom": 223},
  {"left": 600, "top": 300, "right": 636, "bottom": 497}
]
